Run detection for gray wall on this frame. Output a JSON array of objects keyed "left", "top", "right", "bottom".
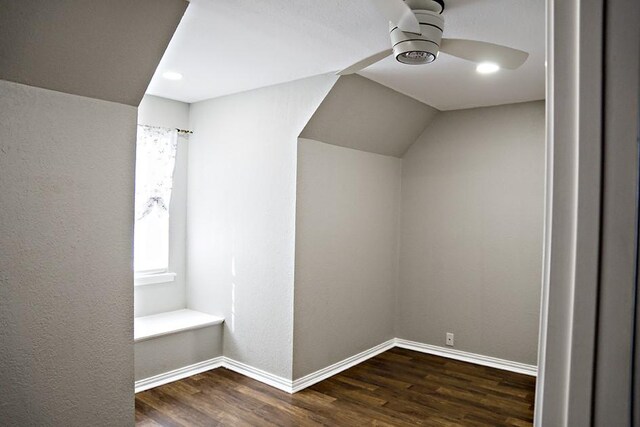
[
  {"left": 398, "top": 101, "right": 545, "bottom": 365},
  {"left": 0, "top": 80, "right": 136, "bottom": 425},
  {"left": 186, "top": 75, "right": 337, "bottom": 379},
  {"left": 293, "top": 138, "right": 401, "bottom": 379},
  {"left": 0, "top": 2, "right": 187, "bottom": 423},
  {"left": 594, "top": 0, "right": 640, "bottom": 422},
  {"left": 135, "top": 326, "right": 222, "bottom": 381},
  {"left": 136, "top": 95, "right": 190, "bottom": 317}
]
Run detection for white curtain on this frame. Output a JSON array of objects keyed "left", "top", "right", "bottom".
[{"left": 134, "top": 125, "right": 180, "bottom": 273}]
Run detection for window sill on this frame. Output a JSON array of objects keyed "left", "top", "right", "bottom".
[
  {"left": 134, "top": 272, "right": 176, "bottom": 287},
  {"left": 134, "top": 309, "right": 224, "bottom": 342}
]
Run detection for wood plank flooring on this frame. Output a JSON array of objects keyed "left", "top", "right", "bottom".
[{"left": 135, "top": 347, "right": 535, "bottom": 426}]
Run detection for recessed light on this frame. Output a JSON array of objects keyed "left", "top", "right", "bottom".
[
  {"left": 476, "top": 62, "right": 500, "bottom": 74},
  {"left": 162, "top": 71, "right": 183, "bottom": 81}
]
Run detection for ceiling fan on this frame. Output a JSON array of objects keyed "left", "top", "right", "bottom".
[{"left": 337, "top": 0, "right": 529, "bottom": 75}]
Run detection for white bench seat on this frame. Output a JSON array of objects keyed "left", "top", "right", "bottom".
[{"left": 134, "top": 309, "right": 224, "bottom": 342}]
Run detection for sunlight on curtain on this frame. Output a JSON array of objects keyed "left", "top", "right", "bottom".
[{"left": 134, "top": 125, "right": 179, "bottom": 273}]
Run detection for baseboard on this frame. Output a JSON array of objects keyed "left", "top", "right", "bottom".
[
  {"left": 292, "top": 338, "right": 396, "bottom": 393},
  {"left": 135, "top": 356, "right": 223, "bottom": 393},
  {"left": 222, "top": 357, "right": 293, "bottom": 393},
  {"left": 135, "top": 356, "right": 292, "bottom": 394},
  {"left": 135, "top": 338, "right": 537, "bottom": 394},
  {"left": 394, "top": 338, "right": 537, "bottom": 376}
]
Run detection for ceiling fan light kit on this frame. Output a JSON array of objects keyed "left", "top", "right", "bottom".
[
  {"left": 338, "top": 0, "right": 529, "bottom": 75},
  {"left": 390, "top": 7, "right": 444, "bottom": 65},
  {"left": 476, "top": 62, "right": 500, "bottom": 74}
]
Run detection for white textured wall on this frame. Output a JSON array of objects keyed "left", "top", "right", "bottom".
[
  {"left": 134, "top": 95, "right": 224, "bottom": 384},
  {"left": 398, "top": 101, "right": 545, "bottom": 365},
  {"left": 293, "top": 139, "right": 401, "bottom": 379},
  {"left": 135, "top": 95, "right": 190, "bottom": 317},
  {"left": 0, "top": 80, "right": 135, "bottom": 425},
  {"left": 138, "top": 94, "right": 190, "bottom": 129},
  {"left": 187, "top": 75, "right": 337, "bottom": 379}
]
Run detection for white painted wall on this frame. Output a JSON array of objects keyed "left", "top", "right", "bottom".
[
  {"left": 534, "top": 2, "right": 604, "bottom": 424},
  {"left": 293, "top": 138, "right": 401, "bottom": 379},
  {"left": 398, "top": 101, "right": 545, "bottom": 365},
  {"left": 138, "top": 94, "right": 190, "bottom": 129},
  {"left": 134, "top": 95, "right": 224, "bottom": 384},
  {"left": 187, "top": 75, "right": 337, "bottom": 379},
  {"left": 0, "top": 80, "right": 135, "bottom": 425},
  {"left": 135, "top": 95, "right": 190, "bottom": 317}
]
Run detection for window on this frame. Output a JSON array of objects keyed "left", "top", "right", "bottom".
[{"left": 134, "top": 125, "right": 178, "bottom": 274}]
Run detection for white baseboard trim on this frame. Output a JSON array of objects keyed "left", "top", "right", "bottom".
[
  {"left": 135, "top": 338, "right": 537, "bottom": 394},
  {"left": 394, "top": 338, "right": 537, "bottom": 377},
  {"left": 135, "top": 356, "right": 223, "bottom": 393},
  {"left": 292, "top": 339, "right": 396, "bottom": 393},
  {"left": 135, "top": 356, "right": 292, "bottom": 394},
  {"left": 222, "top": 357, "right": 293, "bottom": 393}
]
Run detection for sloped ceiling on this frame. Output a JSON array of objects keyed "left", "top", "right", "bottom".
[
  {"left": 0, "top": 0, "right": 188, "bottom": 106},
  {"left": 146, "top": 0, "right": 544, "bottom": 110},
  {"left": 300, "top": 75, "right": 438, "bottom": 158}
]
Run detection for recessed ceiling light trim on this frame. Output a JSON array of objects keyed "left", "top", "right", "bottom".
[
  {"left": 476, "top": 62, "right": 500, "bottom": 74},
  {"left": 162, "top": 71, "right": 183, "bottom": 81}
]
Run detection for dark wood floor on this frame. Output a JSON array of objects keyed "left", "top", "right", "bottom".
[{"left": 135, "top": 347, "right": 535, "bottom": 426}]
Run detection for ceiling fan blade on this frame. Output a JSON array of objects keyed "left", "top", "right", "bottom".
[
  {"left": 370, "top": 0, "right": 421, "bottom": 34},
  {"left": 440, "top": 38, "right": 529, "bottom": 70},
  {"left": 337, "top": 49, "right": 393, "bottom": 75}
]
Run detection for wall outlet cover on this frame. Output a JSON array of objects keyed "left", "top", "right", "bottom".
[{"left": 446, "top": 333, "right": 454, "bottom": 346}]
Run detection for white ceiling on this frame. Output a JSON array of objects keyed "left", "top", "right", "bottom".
[{"left": 146, "top": 0, "right": 545, "bottom": 110}]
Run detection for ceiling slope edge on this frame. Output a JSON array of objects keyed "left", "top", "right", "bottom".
[{"left": 0, "top": 0, "right": 188, "bottom": 106}]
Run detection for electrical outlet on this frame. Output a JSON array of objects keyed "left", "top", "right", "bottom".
[{"left": 446, "top": 332, "right": 454, "bottom": 347}]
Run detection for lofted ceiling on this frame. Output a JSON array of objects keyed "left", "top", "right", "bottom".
[
  {"left": 146, "top": 0, "right": 544, "bottom": 110},
  {"left": 301, "top": 75, "right": 438, "bottom": 157}
]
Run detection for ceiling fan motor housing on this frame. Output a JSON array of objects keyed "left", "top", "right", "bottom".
[{"left": 390, "top": 10, "right": 444, "bottom": 64}]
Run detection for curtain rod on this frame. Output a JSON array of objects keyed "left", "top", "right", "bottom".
[{"left": 137, "top": 124, "right": 193, "bottom": 134}]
